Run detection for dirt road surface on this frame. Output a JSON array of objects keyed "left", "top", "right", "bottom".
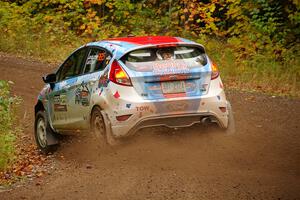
[{"left": 0, "top": 53, "right": 299, "bottom": 200}]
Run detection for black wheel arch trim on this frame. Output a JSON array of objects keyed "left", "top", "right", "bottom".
[
  {"left": 34, "top": 100, "right": 57, "bottom": 134},
  {"left": 35, "top": 100, "right": 45, "bottom": 116}
]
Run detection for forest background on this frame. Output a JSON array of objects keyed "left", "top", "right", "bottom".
[{"left": 0, "top": 0, "right": 299, "bottom": 96}]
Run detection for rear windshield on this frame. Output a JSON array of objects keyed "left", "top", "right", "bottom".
[{"left": 121, "top": 46, "right": 207, "bottom": 72}]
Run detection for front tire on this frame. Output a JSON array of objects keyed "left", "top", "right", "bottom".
[{"left": 34, "top": 111, "right": 58, "bottom": 154}]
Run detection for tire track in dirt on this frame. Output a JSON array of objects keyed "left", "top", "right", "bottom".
[{"left": 0, "top": 53, "right": 299, "bottom": 199}]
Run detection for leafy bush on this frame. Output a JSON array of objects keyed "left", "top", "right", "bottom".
[
  {"left": 0, "top": 1, "right": 81, "bottom": 62},
  {"left": 0, "top": 0, "right": 299, "bottom": 96},
  {"left": 0, "top": 80, "right": 20, "bottom": 170}
]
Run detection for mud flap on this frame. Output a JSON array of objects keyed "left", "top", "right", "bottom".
[
  {"left": 45, "top": 113, "right": 59, "bottom": 145},
  {"left": 46, "top": 130, "right": 59, "bottom": 145},
  {"left": 101, "top": 111, "right": 120, "bottom": 145},
  {"left": 226, "top": 101, "right": 236, "bottom": 135}
]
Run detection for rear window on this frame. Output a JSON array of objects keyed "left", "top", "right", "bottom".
[{"left": 121, "top": 46, "right": 207, "bottom": 72}]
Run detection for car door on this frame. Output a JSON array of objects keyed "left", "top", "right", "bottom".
[
  {"left": 67, "top": 46, "right": 112, "bottom": 129},
  {"left": 48, "top": 47, "right": 88, "bottom": 130}
]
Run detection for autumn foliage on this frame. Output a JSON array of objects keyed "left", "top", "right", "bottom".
[{"left": 0, "top": 0, "right": 299, "bottom": 96}]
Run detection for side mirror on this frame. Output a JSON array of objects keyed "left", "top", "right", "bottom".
[{"left": 42, "top": 73, "right": 56, "bottom": 84}]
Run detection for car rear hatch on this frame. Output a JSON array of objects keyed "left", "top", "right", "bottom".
[{"left": 118, "top": 44, "right": 212, "bottom": 100}]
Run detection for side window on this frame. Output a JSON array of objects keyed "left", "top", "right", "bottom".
[
  {"left": 83, "top": 48, "right": 111, "bottom": 74},
  {"left": 58, "top": 48, "right": 87, "bottom": 81}
]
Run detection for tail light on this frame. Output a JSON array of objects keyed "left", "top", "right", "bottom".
[
  {"left": 211, "top": 62, "right": 219, "bottom": 80},
  {"left": 109, "top": 60, "right": 132, "bottom": 86}
]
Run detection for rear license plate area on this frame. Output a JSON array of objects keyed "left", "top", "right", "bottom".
[{"left": 161, "top": 81, "right": 186, "bottom": 94}]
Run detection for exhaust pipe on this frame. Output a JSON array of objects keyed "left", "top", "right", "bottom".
[{"left": 201, "top": 117, "right": 211, "bottom": 124}]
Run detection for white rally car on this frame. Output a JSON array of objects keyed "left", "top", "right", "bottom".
[{"left": 34, "top": 36, "right": 234, "bottom": 153}]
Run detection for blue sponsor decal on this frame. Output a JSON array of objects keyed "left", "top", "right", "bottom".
[
  {"left": 75, "top": 82, "right": 90, "bottom": 106},
  {"left": 98, "top": 70, "right": 109, "bottom": 88}
]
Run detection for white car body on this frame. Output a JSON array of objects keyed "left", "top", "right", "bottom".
[{"left": 35, "top": 36, "right": 233, "bottom": 150}]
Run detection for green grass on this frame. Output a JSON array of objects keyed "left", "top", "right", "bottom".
[
  {"left": 0, "top": 80, "right": 19, "bottom": 170},
  {"left": 197, "top": 37, "right": 300, "bottom": 97},
  {"left": 0, "top": 27, "right": 81, "bottom": 63}
]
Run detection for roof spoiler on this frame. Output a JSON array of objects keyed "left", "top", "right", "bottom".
[{"left": 116, "top": 42, "right": 206, "bottom": 60}]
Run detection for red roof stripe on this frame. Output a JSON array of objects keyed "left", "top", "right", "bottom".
[{"left": 107, "top": 36, "right": 181, "bottom": 45}]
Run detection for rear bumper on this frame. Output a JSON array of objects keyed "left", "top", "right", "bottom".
[
  {"left": 116, "top": 112, "right": 227, "bottom": 137},
  {"left": 100, "top": 76, "right": 229, "bottom": 138},
  {"left": 108, "top": 97, "right": 229, "bottom": 138}
]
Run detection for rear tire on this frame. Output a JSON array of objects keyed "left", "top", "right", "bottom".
[
  {"left": 225, "top": 101, "right": 235, "bottom": 135},
  {"left": 91, "top": 107, "right": 120, "bottom": 146},
  {"left": 34, "top": 111, "right": 58, "bottom": 154}
]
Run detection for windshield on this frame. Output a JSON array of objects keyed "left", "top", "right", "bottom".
[{"left": 121, "top": 46, "right": 207, "bottom": 73}]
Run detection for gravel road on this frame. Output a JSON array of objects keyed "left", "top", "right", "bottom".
[{"left": 0, "top": 53, "right": 299, "bottom": 200}]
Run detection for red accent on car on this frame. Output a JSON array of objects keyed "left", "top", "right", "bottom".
[
  {"left": 159, "top": 74, "right": 189, "bottom": 82},
  {"left": 163, "top": 93, "right": 187, "bottom": 98},
  {"left": 156, "top": 43, "right": 178, "bottom": 48},
  {"left": 219, "top": 107, "right": 227, "bottom": 113},
  {"left": 109, "top": 60, "right": 132, "bottom": 86},
  {"left": 107, "top": 36, "right": 181, "bottom": 45},
  {"left": 113, "top": 91, "right": 120, "bottom": 98},
  {"left": 116, "top": 114, "right": 132, "bottom": 121}
]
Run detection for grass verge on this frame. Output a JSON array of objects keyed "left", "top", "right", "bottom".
[
  {"left": 197, "top": 37, "right": 300, "bottom": 97},
  {"left": 0, "top": 80, "right": 20, "bottom": 171}
]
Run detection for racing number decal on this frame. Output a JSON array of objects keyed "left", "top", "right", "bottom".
[{"left": 97, "top": 52, "right": 106, "bottom": 61}]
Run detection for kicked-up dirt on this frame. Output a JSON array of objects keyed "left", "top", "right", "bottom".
[{"left": 0, "top": 53, "right": 299, "bottom": 199}]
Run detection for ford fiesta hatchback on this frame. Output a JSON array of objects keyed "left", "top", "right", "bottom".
[{"left": 34, "top": 36, "right": 234, "bottom": 153}]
